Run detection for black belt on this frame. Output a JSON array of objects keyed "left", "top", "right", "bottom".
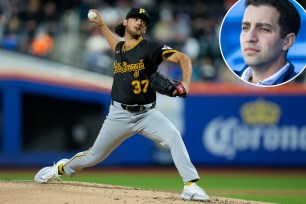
[{"left": 112, "top": 100, "right": 156, "bottom": 112}]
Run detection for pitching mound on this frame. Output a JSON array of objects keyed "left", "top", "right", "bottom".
[{"left": 1, "top": 181, "right": 270, "bottom": 204}]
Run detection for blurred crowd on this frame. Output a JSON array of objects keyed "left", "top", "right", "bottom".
[{"left": 0, "top": 0, "right": 305, "bottom": 83}]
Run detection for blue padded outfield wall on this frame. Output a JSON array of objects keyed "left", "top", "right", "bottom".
[
  {"left": 0, "top": 77, "right": 306, "bottom": 166},
  {"left": 185, "top": 90, "right": 306, "bottom": 166}
]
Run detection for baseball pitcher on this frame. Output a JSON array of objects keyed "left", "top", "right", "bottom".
[{"left": 34, "top": 8, "right": 209, "bottom": 201}]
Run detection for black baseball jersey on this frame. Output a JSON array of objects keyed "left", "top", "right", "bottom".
[{"left": 111, "top": 38, "right": 177, "bottom": 105}]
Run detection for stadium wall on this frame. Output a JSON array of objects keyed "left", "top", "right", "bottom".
[
  {"left": 0, "top": 51, "right": 305, "bottom": 166},
  {"left": 1, "top": 78, "right": 306, "bottom": 166}
]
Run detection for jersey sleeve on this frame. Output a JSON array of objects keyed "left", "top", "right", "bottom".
[{"left": 149, "top": 42, "right": 177, "bottom": 66}]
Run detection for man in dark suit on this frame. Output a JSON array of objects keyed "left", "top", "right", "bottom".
[{"left": 237, "top": 0, "right": 301, "bottom": 86}]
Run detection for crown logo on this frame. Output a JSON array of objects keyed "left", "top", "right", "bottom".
[{"left": 240, "top": 98, "right": 281, "bottom": 125}]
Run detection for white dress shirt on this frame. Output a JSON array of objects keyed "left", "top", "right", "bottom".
[{"left": 241, "top": 63, "right": 290, "bottom": 86}]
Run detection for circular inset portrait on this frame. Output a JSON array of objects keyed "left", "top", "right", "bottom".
[{"left": 220, "top": 0, "right": 306, "bottom": 87}]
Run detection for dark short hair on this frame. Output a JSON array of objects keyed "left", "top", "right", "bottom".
[{"left": 245, "top": 0, "right": 301, "bottom": 38}]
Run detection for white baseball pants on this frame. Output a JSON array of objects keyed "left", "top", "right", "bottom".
[{"left": 63, "top": 102, "right": 200, "bottom": 183}]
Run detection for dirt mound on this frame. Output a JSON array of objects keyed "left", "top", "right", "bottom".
[{"left": 1, "top": 181, "right": 270, "bottom": 204}]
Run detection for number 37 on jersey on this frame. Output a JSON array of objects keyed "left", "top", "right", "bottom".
[{"left": 131, "top": 79, "right": 149, "bottom": 94}]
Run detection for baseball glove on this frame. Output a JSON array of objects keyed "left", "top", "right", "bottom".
[{"left": 150, "top": 72, "right": 187, "bottom": 98}]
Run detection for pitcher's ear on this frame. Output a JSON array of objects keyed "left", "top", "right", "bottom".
[{"left": 123, "top": 19, "right": 128, "bottom": 26}]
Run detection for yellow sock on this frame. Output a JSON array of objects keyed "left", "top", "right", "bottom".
[
  {"left": 185, "top": 181, "right": 194, "bottom": 186},
  {"left": 58, "top": 164, "right": 65, "bottom": 175}
]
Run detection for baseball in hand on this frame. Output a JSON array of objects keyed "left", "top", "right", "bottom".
[{"left": 88, "top": 11, "right": 97, "bottom": 20}]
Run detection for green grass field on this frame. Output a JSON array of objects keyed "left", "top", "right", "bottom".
[{"left": 1, "top": 167, "right": 306, "bottom": 204}]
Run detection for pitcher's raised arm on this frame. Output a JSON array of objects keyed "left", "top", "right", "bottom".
[{"left": 88, "top": 9, "right": 120, "bottom": 52}]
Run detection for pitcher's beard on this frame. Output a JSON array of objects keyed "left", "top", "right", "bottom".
[
  {"left": 130, "top": 32, "right": 142, "bottom": 39},
  {"left": 126, "top": 27, "right": 143, "bottom": 39}
]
